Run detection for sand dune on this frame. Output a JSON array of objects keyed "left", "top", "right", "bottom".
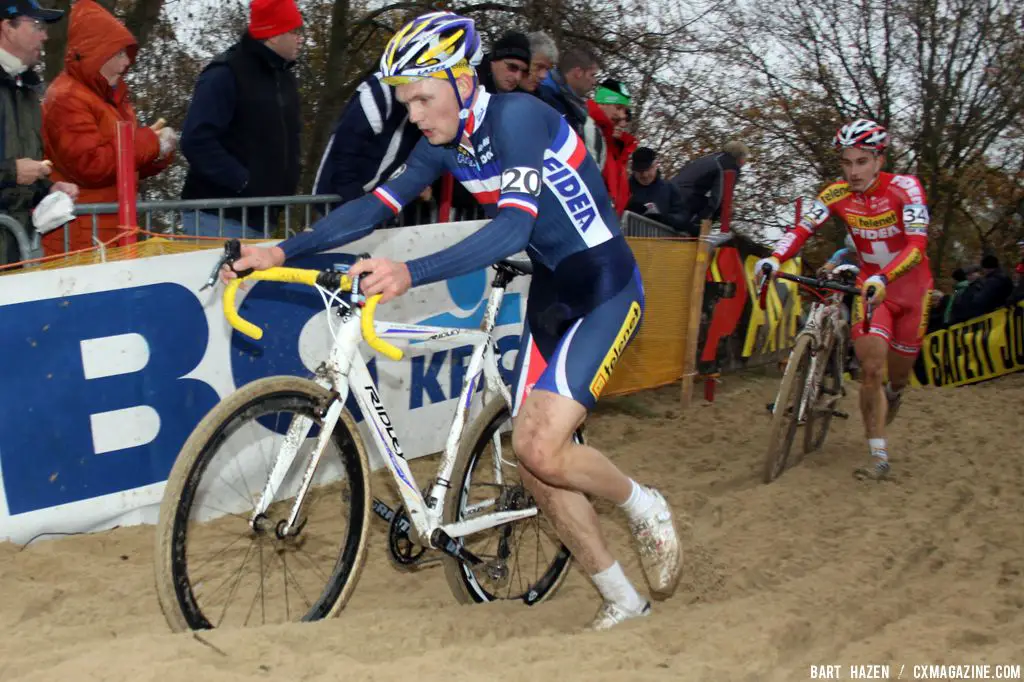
[{"left": 1, "top": 372, "right": 1022, "bottom": 681}]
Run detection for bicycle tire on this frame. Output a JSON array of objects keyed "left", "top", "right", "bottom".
[
  {"left": 804, "top": 331, "right": 844, "bottom": 454},
  {"left": 763, "top": 334, "right": 814, "bottom": 483},
  {"left": 442, "top": 398, "right": 573, "bottom": 606},
  {"left": 153, "top": 376, "right": 372, "bottom": 632}
]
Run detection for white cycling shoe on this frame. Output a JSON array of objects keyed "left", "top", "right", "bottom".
[{"left": 586, "top": 600, "right": 652, "bottom": 631}]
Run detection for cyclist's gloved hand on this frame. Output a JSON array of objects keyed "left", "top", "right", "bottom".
[
  {"left": 862, "top": 274, "right": 887, "bottom": 304},
  {"left": 755, "top": 256, "right": 781, "bottom": 287}
]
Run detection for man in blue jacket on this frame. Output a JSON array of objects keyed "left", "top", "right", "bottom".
[{"left": 312, "top": 73, "right": 423, "bottom": 221}]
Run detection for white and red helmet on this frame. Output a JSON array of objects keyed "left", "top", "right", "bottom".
[{"left": 834, "top": 118, "right": 889, "bottom": 152}]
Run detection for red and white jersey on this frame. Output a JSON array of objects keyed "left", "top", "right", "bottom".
[{"left": 774, "top": 172, "right": 930, "bottom": 282}]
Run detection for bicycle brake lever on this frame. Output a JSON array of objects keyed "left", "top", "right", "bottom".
[{"left": 199, "top": 239, "right": 252, "bottom": 292}]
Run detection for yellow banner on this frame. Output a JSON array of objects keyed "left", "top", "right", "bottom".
[
  {"left": 912, "top": 300, "right": 1024, "bottom": 388},
  {"left": 741, "top": 255, "right": 802, "bottom": 358}
]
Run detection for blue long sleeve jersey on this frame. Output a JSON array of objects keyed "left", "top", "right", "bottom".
[{"left": 278, "top": 88, "right": 634, "bottom": 294}]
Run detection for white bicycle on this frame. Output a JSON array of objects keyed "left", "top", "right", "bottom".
[{"left": 154, "top": 241, "right": 573, "bottom": 631}]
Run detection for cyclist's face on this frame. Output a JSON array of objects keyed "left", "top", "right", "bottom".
[
  {"left": 397, "top": 76, "right": 472, "bottom": 145},
  {"left": 840, "top": 148, "right": 884, "bottom": 192}
]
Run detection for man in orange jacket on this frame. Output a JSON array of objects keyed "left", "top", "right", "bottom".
[{"left": 584, "top": 79, "right": 637, "bottom": 216}]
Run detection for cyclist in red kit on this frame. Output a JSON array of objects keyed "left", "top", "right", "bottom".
[{"left": 757, "top": 119, "right": 933, "bottom": 480}]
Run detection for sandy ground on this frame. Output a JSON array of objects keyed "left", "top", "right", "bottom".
[{"left": 1, "top": 371, "right": 1022, "bottom": 682}]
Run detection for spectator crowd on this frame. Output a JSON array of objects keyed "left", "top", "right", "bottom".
[
  {"left": 0, "top": 0, "right": 751, "bottom": 265},
  {"left": 925, "top": 242, "right": 1024, "bottom": 333}
]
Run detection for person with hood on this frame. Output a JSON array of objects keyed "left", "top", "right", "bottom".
[
  {"left": 40, "top": 0, "right": 174, "bottom": 256},
  {"left": 584, "top": 79, "right": 637, "bottom": 216}
]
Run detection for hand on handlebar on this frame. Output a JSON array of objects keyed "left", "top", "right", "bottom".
[
  {"left": 861, "top": 275, "right": 887, "bottom": 305},
  {"left": 755, "top": 256, "right": 781, "bottom": 288},
  {"left": 219, "top": 244, "right": 286, "bottom": 284},
  {"left": 347, "top": 257, "right": 412, "bottom": 304}
]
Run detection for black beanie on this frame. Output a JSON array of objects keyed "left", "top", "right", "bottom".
[{"left": 491, "top": 31, "right": 531, "bottom": 65}]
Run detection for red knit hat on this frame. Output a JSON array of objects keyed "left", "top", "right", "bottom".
[{"left": 249, "top": 0, "right": 302, "bottom": 40}]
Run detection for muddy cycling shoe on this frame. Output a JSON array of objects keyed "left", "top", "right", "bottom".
[
  {"left": 854, "top": 459, "right": 890, "bottom": 481},
  {"left": 586, "top": 600, "right": 651, "bottom": 631},
  {"left": 629, "top": 488, "right": 683, "bottom": 600}
]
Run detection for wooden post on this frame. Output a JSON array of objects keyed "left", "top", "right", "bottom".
[{"left": 681, "top": 218, "right": 715, "bottom": 410}]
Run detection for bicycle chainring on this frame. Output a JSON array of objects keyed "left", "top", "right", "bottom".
[{"left": 387, "top": 504, "right": 428, "bottom": 569}]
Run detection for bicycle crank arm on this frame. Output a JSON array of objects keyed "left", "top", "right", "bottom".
[
  {"left": 372, "top": 497, "right": 397, "bottom": 524},
  {"left": 431, "top": 528, "right": 482, "bottom": 566}
]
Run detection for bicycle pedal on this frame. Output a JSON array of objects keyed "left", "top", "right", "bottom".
[{"left": 832, "top": 410, "right": 850, "bottom": 419}]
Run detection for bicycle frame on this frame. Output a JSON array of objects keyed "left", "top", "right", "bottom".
[{"left": 248, "top": 276, "right": 531, "bottom": 549}]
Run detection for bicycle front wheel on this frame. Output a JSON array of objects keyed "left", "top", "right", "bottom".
[
  {"left": 442, "top": 398, "right": 573, "bottom": 606},
  {"left": 154, "top": 376, "right": 372, "bottom": 632},
  {"left": 763, "top": 334, "right": 814, "bottom": 483}
]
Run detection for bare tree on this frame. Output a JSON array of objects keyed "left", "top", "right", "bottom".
[{"left": 692, "top": 0, "right": 1024, "bottom": 273}]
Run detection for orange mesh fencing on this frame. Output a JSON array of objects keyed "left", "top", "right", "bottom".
[{"left": 0, "top": 228, "right": 272, "bottom": 276}]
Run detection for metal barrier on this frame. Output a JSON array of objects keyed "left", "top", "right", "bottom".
[
  {"left": 0, "top": 213, "right": 36, "bottom": 265},
  {"left": 620, "top": 210, "right": 684, "bottom": 238},
  {"left": 30, "top": 194, "right": 442, "bottom": 256}
]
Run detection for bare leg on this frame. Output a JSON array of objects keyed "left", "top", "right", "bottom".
[
  {"left": 886, "top": 349, "right": 918, "bottom": 392},
  {"left": 511, "top": 389, "right": 631, "bottom": 575},
  {"left": 512, "top": 388, "right": 683, "bottom": 610},
  {"left": 512, "top": 389, "right": 634, "bottom": 503},
  {"left": 854, "top": 335, "right": 889, "bottom": 439}
]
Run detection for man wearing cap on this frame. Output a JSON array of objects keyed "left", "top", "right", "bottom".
[
  {"left": 180, "top": 0, "right": 303, "bottom": 238},
  {"left": 625, "top": 147, "right": 688, "bottom": 233},
  {"left": 0, "top": 0, "right": 78, "bottom": 264},
  {"left": 478, "top": 30, "right": 530, "bottom": 94},
  {"left": 584, "top": 78, "right": 637, "bottom": 216}
]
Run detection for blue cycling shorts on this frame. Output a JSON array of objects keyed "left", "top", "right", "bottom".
[{"left": 511, "top": 267, "right": 645, "bottom": 415}]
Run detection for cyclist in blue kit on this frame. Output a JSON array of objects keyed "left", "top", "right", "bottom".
[{"left": 224, "top": 11, "right": 683, "bottom": 630}]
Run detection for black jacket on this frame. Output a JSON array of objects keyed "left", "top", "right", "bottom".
[
  {"left": 669, "top": 151, "right": 742, "bottom": 225},
  {"left": 626, "top": 173, "right": 690, "bottom": 234},
  {"left": 181, "top": 34, "right": 301, "bottom": 228}
]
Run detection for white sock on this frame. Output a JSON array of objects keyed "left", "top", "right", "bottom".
[
  {"left": 618, "top": 479, "right": 657, "bottom": 523},
  {"left": 591, "top": 562, "right": 645, "bottom": 611},
  {"left": 868, "top": 438, "right": 888, "bottom": 461}
]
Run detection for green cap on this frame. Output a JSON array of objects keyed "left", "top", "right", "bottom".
[{"left": 594, "top": 79, "right": 631, "bottom": 106}]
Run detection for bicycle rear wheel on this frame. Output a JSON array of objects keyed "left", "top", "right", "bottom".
[
  {"left": 763, "top": 334, "right": 813, "bottom": 483},
  {"left": 804, "top": 331, "right": 844, "bottom": 454},
  {"left": 443, "top": 398, "right": 573, "bottom": 606},
  {"left": 154, "top": 376, "right": 372, "bottom": 632}
]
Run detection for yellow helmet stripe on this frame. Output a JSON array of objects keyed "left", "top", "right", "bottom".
[{"left": 417, "top": 29, "right": 464, "bottom": 65}]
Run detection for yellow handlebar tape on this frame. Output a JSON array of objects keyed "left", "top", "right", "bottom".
[{"left": 222, "top": 267, "right": 403, "bottom": 361}]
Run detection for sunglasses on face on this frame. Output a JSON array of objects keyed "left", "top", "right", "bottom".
[{"left": 500, "top": 60, "right": 528, "bottom": 74}]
